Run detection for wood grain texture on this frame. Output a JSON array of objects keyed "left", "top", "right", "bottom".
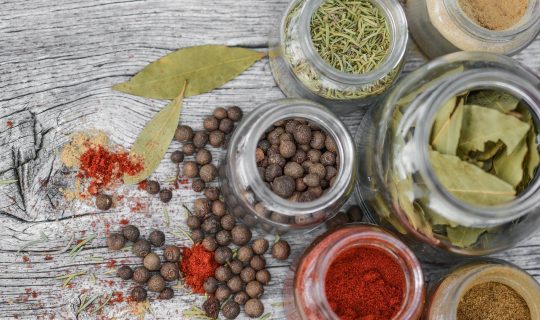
[{"left": 0, "top": 0, "right": 539, "bottom": 318}]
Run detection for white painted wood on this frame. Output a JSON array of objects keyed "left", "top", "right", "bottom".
[{"left": 0, "top": 0, "right": 539, "bottom": 318}]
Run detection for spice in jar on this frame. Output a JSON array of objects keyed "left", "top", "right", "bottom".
[{"left": 458, "top": 0, "right": 528, "bottom": 31}]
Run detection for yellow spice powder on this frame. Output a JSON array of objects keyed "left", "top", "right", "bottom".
[{"left": 458, "top": 0, "right": 529, "bottom": 31}]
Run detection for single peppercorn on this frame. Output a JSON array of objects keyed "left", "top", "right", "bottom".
[
  {"left": 116, "top": 265, "right": 133, "bottom": 280},
  {"left": 132, "top": 239, "right": 151, "bottom": 257},
  {"left": 216, "top": 230, "right": 232, "bottom": 246},
  {"left": 200, "top": 164, "right": 217, "bottom": 182},
  {"left": 204, "top": 116, "right": 220, "bottom": 131},
  {"left": 231, "top": 225, "right": 252, "bottom": 246},
  {"left": 201, "top": 216, "right": 221, "bottom": 234},
  {"left": 95, "top": 194, "right": 113, "bottom": 210},
  {"left": 212, "top": 200, "right": 226, "bottom": 217},
  {"left": 219, "top": 118, "right": 234, "bottom": 134},
  {"left": 293, "top": 124, "right": 312, "bottom": 145},
  {"left": 256, "top": 270, "right": 271, "bottom": 285},
  {"left": 148, "top": 275, "right": 166, "bottom": 293},
  {"left": 250, "top": 255, "right": 266, "bottom": 271},
  {"left": 320, "top": 151, "right": 336, "bottom": 166},
  {"left": 279, "top": 140, "right": 296, "bottom": 158},
  {"left": 191, "top": 229, "right": 205, "bottom": 244},
  {"left": 193, "top": 198, "right": 211, "bottom": 218},
  {"left": 158, "top": 287, "right": 174, "bottom": 300},
  {"left": 160, "top": 262, "right": 180, "bottom": 281},
  {"left": 213, "top": 107, "right": 228, "bottom": 120},
  {"left": 271, "top": 175, "right": 295, "bottom": 198},
  {"left": 203, "top": 295, "right": 220, "bottom": 319},
  {"left": 192, "top": 179, "right": 206, "bottom": 192},
  {"left": 204, "top": 277, "right": 219, "bottom": 294},
  {"left": 310, "top": 131, "right": 326, "bottom": 149},
  {"left": 227, "top": 275, "right": 243, "bottom": 293},
  {"left": 122, "top": 225, "right": 140, "bottom": 242},
  {"left": 202, "top": 236, "right": 218, "bottom": 252},
  {"left": 325, "top": 165, "right": 337, "bottom": 181},
  {"left": 170, "top": 150, "right": 185, "bottom": 164},
  {"left": 209, "top": 130, "right": 225, "bottom": 147},
  {"left": 148, "top": 230, "right": 165, "bottom": 247},
  {"left": 227, "top": 106, "right": 243, "bottom": 122},
  {"left": 268, "top": 153, "right": 286, "bottom": 167},
  {"left": 107, "top": 233, "right": 125, "bottom": 251},
  {"left": 307, "top": 149, "right": 321, "bottom": 163},
  {"left": 204, "top": 187, "right": 220, "bottom": 201},
  {"left": 246, "top": 281, "right": 264, "bottom": 298},
  {"left": 272, "top": 240, "right": 291, "bottom": 260},
  {"left": 163, "top": 245, "right": 181, "bottom": 262},
  {"left": 182, "top": 143, "right": 196, "bottom": 156},
  {"left": 264, "top": 164, "right": 282, "bottom": 182},
  {"left": 183, "top": 161, "right": 199, "bottom": 178},
  {"left": 303, "top": 173, "right": 320, "bottom": 188},
  {"left": 175, "top": 125, "right": 194, "bottom": 142},
  {"left": 145, "top": 180, "right": 161, "bottom": 195},
  {"left": 220, "top": 214, "right": 236, "bottom": 231},
  {"left": 215, "top": 285, "right": 231, "bottom": 302},
  {"left": 325, "top": 135, "right": 338, "bottom": 153},
  {"left": 214, "top": 246, "right": 233, "bottom": 264},
  {"left": 133, "top": 266, "right": 151, "bottom": 284},
  {"left": 283, "top": 162, "right": 304, "bottom": 179},
  {"left": 130, "top": 286, "right": 147, "bottom": 302},
  {"left": 222, "top": 300, "right": 241, "bottom": 320},
  {"left": 229, "top": 259, "right": 243, "bottom": 275},
  {"left": 240, "top": 267, "right": 256, "bottom": 283},
  {"left": 159, "top": 189, "right": 173, "bottom": 203},
  {"left": 292, "top": 149, "right": 307, "bottom": 164},
  {"left": 143, "top": 252, "right": 161, "bottom": 271},
  {"left": 186, "top": 215, "right": 201, "bottom": 230},
  {"left": 245, "top": 299, "right": 264, "bottom": 318},
  {"left": 234, "top": 291, "right": 249, "bottom": 305},
  {"left": 195, "top": 149, "right": 212, "bottom": 166},
  {"left": 237, "top": 246, "right": 254, "bottom": 263},
  {"left": 252, "top": 238, "right": 269, "bottom": 255},
  {"left": 193, "top": 131, "right": 209, "bottom": 148}
]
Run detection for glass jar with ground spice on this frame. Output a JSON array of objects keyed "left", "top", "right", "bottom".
[
  {"left": 283, "top": 224, "right": 425, "bottom": 319},
  {"left": 425, "top": 259, "right": 540, "bottom": 319},
  {"left": 220, "top": 99, "right": 356, "bottom": 232},
  {"left": 406, "top": 0, "right": 540, "bottom": 58},
  {"left": 269, "top": 0, "right": 408, "bottom": 114},
  {"left": 356, "top": 51, "right": 540, "bottom": 258}
]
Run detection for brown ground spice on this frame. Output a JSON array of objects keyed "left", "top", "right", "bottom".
[
  {"left": 458, "top": 0, "right": 529, "bottom": 31},
  {"left": 457, "top": 281, "right": 531, "bottom": 320}
]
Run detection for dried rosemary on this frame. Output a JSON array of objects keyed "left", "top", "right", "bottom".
[{"left": 310, "top": 0, "right": 390, "bottom": 74}]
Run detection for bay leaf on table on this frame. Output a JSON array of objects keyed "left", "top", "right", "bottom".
[
  {"left": 431, "top": 97, "right": 464, "bottom": 155},
  {"left": 113, "top": 45, "right": 265, "bottom": 99},
  {"left": 429, "top": 151, "right": 516, "bottom": 206},
  {"left": 123, "top": 83, "right": 187, "bottom": 185},
  {"left": 446, "top": 226, "right": 487, "bottom": 248},
  {"left": 458, "top": 104, "right": 530, "bottom": 155},
  {"left": 466, "top": 90, "right": 520, "bottom": 113},
  {"left": 492, "top": 138, "right": 528, "bottom": 188}
]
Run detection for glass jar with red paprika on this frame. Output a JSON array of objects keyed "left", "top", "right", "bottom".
[{"left": 284, "top": 224, "right": 425, "bottom": 320}]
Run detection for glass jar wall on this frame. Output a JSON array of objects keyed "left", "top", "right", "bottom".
[
  {"left": 220, "top": 99, "right": 356, "bottom": 233},
  {"left": 406, "top": 0, "right": 540, "bottom": 58},
  {"left": 269, "top": 0, "right": 408, "bottom": 114},
  {"left": 356, "top": 51, "right": 540, "bottom": 258}
]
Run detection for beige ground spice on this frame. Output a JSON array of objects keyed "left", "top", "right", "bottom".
[
  {"left": 458, "top": 0, "right": 529, "bottom": 31},
  {"left": 457, "top": 281, "right": 531, "bottom": 320}
]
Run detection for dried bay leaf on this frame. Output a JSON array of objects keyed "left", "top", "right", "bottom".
[
  {"left": 458, "top": 104, "right": 529, "bottom": 155},
  {"left": 470, "top": 140, "right": 505, "bottom": 161},
  {"left": 492, "top": 138, "right": 528, "bottom": 187},
  {"left": 446, "top": 226, "right": 487, "bottom": 248},
  {"left": 466, "top": 90, "right": 519, "bottom": 113},
  {"left": 429, "top": 151, "right": 516, "bottom": 206},
  {"left": 124, "top": 82, "right": 187, "bottom": 185},
  {"left": 431, "top": 98, "right": 464, "bottom": 155},
  {"left": 113, "top": 45, "right": 265, "bottom": 99}
]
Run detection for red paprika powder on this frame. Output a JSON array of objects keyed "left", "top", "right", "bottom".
[
  {"left": 180, "top": 244, "right": 218, "bottom": 294},
  {"left": 325, "top": 247, "right": 405, "bottom": 320}
]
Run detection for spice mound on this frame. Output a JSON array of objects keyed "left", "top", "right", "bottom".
[
  {"left": 324, "top": 247, "right": 405, "bottom": 320},
  {"left": 457, "top": 281, "right": 531, "bottom": 320},
  {"left": 180, "top": 244, "right": 218, "bottom": 294},
  {"left": 458, "top": 0, "right": 529, "bottom": 31}
]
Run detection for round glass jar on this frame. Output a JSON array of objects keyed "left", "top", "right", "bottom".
[
  {"left": 406, "top": 0, "right": 540, "bottom": 59},
  {"left": 269, "top": 0, "right": 408, "bottom": 114},
  {"left": 284, "top": 224, "right": 425, "bottom": 320},
  {"left": 425, "top": 259, "right": 540, "bottom": 319},
  {"left": 355, "top": 51, "right": 540, "bottom": 257},
  {"left": 220, "top": 99, "right": 356, "bottom": 232}
]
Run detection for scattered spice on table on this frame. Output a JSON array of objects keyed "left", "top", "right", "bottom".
[
  {"left": 180, "top": 244, "right": 219, "bottom": 294},
  {"left": 458, "top": 0, "right": 528, "bottom": 31}
]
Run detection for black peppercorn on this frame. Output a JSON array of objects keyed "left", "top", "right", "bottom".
[
  {"left": 163, "top": 245, "right": 181, "bottom": 262},
  {"left": 212, "top": 200, "right": 226, "bottom": 217},
  {"left": 193, "top": 198, "right": 211, "bottom": 218},
  {"left": 132, "top": 239, "right": 151, "bottom": 257},
  {"left": 295, "top": 177, "right": 307, "bottom": 192},
  {"left": 158, "top": 287, "right": 174, "bottom": 300},
  {"left": 203, "top": 295, "right": 220, "bottom": 319},
  {"left": 320, "top": 151, "right": 336, "bottom": 166},
  {"left": 264, "top": 164, "right": 282, "bottom": 182},
  {"left": 107, "top": 233, "right": 125, "bottom": 251},
  {"left": 175, "top": 125, "right": 194, "bottom": 142},
  {"left": 214, "top": 246, "right": 233, "bottom": 265},
  {"left": 240, "top": 267, "right": 256, "bottom": 283},
  {"left": 272, "top": 240, "right": 291, "bottom": 260},
  {"left": 303, "top": 173, "right": 320, "bottom": 188},
  {"left": 227, "top": 106, "right": 243, "bottom": 122},
  {"left": 227, "top": 275, "right": 243, "bottom": 293},
  {"left": 250, "top": 255, "right": 266, "bottom": 271},
  {"left": 202, "top": 236, "right": 218, "bottom": 252},
  {"left": 186, "top": 215, "right": 201, "bottom": 230},
  {"left": 237, "top": 246, "right": 254, "bottom": 263},
  {"left": 231, "top": 225, "right": 252, "bottom": 246},
  {"left": 145, "top": 180, "right": 161, "bottom": 195},
  {"left": 148, "top": 274, "right": 166, "bottom": 293},
  {"left": 160, "top": 262, "right": 180, "bottom": 281},
  {"left": 219, "top": 118, "right": 234, "bottom": 134},
  {"left": 193, "top": 131, "right": 209, "bottom": 148},
  {"left": 309, "top": 163, "right": 326, "bottom": 180},
  {"left": 143, "top": 252, "right": 161, "bottom": 271},
  {"left": 283, "top": 162, "right": 304, "bottom": 179},
  {"left": 252, "top": 238, "right": 269, "bottom": 255},
  {"left": 222, "top": 300, "right": 241, "bottom": 320},
  {"left": 325, "top": 135, "right": 338, "bottom": 153},
  {"left": 245, "top": 299, "right": 264, "bottom": 318},
  {"left": 204, "top": 116, "right": 220, "bottom": 131},
  {"left": 213, "top": 107, "right": 228, "bottom": 120},
  {"left": 191, "top": 229, "right": 204, "bottom": 243},
  {"left": 122, "top": 224, "right": 140, "bottom": 242},
  {"left": 204, "top": 187, "right": 220, "bottom": 201},
  {"left": 200, "top": 164, "right": 217, "bottom": 182},
  {"left": 215, "top": 285, "right": 231, "bottom": 302},
  {"left": 116, "top": 265, "right": 133, "bottom": 280},
  {"left": 170, "top": 150, "right": 185, "bottom": 164},
  {"left": 268, "top": 154, "right": 286, "bottom": 167},
  {"left": 192, "top": 179, "right": 205, "bottom": 192},
  {"left": 291, "top": 149, "right": 307, "bottom": 164},
  {"left": 234, "top": 291, "right": 249, "bottom": 305},
  {"left": 257, "top": 139, "right": 271, "bottom": 151},
  {"left": 267, "top": 127, "right": 284, "bottom": 145},
  {"left": 293, "top": 124, "right": 312, "bottom": 145},
  {"left": 271, "top": 175, "right": 295, "bottom": 198},
  {"left": 209, "top": 130, "right": 225, "bottom": 147},
  {"left": 220, "top": 214, "right": 236, "bottom": 231},
  {"left": 246, "top": 281, "right": 264, "bottom": 298},
  {"left": 204, "top": 277, "right": 219, "bottom": 294},
  {"left": 182, "top": 143, "right": 196, "bottom": 156},
  {"left": 307, "top": 149, "right": 321, "bottom": 163},
  {"left": 195, "top": 149, "right": 212, "bottom": 166},
  {"left": 279, "top": 140, "right": 296, "bottom": 158},
  {"left": 325, "top": 166, "right": 338, "bottom": 181},
  {"left": 183, "top": 161, "right": 199, "bottom": 178},
  {"left": 310, "top": 130, "right": 326, "bottom": 149},
  {"left": 159, "top": 189, "right": 173, "bottom": 203},
  {"left": 149, "top": 230, "right": 165, "bottom": 247},
  {"left": 216, "top": 230, "right": 232, "bottom": 246},
  {"left": 229, "top": 259, "right": 243, "bottom": 275},
  {"left": 130, "top": 286, "right": 147, "bottom": 302},
  {"left": 256, "top": 269, "right": 271, "bottom": 285},
  {"left": 95, "top": 194, "right": 113, "bottom": 210},
  {"left": 133, "top": 266, "right": 151, "bottom": 284},
  {"left": 202, "top": 216, "right": 221, "bottom": 234}
]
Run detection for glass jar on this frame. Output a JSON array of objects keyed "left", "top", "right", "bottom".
[
  {"left": 406, "top": 0, "right": 540, "bottom": 59},
  {"left": 220, "top": 99, "right": 356, "bottom": 232},
  {"left": 355, "top": 51, "right": 540, "bottom": 258},
  {"left": 284, "top": 224, "right": 425, "bottom": 320},
  {"left": 269, "top": 0, "right": 408, "bottom": 114},
  {"left": 425, "top": 259, "right": 540, "bottom": 319}
]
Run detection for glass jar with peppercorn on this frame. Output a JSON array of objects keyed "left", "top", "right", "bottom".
[
  {"left": 355, "top": 51, "right": 540, "bottom": 259},
  {"left": 284, "top": 224, "right": 425, "bottom": 319},
  {"left": 220, "top": 98, "right": 357, "bottom": 232}
]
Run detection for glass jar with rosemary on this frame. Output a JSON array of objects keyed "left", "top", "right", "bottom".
[
  {"left": 355, "top": 51, "right": 540, "bottom": 259},
  {"left": 269, "top": 0, "right": 408, "bottom": 114}
]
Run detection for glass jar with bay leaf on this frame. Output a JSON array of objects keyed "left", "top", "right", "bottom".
[
  {"left": 269, "top": 0, "right": 408, "bottom": 114},
  {"left": 220, "top": 99, "right": 357, "bottom": 233},
  {"left": 355, "top": 51, "right": 540, "bottom": 258}
]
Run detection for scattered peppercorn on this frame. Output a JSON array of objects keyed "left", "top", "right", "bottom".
[
  {"left": 227, "top": 275, "right": 243, "bottom": 293},
  {"left": 252, "top": 239, "right": 269, "bottom": 255},
  {"left": 240, "top": 267, "right": 256, "bottom": 283},
  {"left": 200, "top": 164, "right": 217, "bottom": 182},
  {"left": 215, "top": 230, "right": 231, "bottom": 246},
  {"left": 212, "top": 200, "right": 227, "bottom": 217},
  {"left": 182, "top": 143, "right": 196, "bottom": 156},
  {"left": 234, "top": 291, "right": 249, "bottom": 305},
  {"left": 204, "top": 187, "right": 220, "bottom": 201},
  {"left": 143, "top": 252, "right": 161, "bottom": 271},
  {"left": 231, "top": 225, "right": 252, "bottom": 246},
  {"left": 148, "top": 230, "right": 165, "bottom": 247},
  {"left": 187, "top": 215, "right": 201, "bottom": 230},
  {"left": 245, "top": 299, "right": 264, "bottom": 318},
  {"left": 256, "top": 269, "right": 271, "bottom": 285},
  {"left": 204, "top": 116, "right": 220, "bottom": 131},
  {"left": 193, "top": 198, "right": 211, "bottom": 218},
  {"left": 122, "top": 225, "right": 140, "bottom": 242},
  {"left": 213, "top": 107, "right": 228, "bottom": 120},
  {"left": 209, "top": 130, "right": 225, "bottom": 147},
  {"left": 158, "top": 287, "right": 174, "bottom": 300},
  {"left": 116, "top": 265, "right": 133, "bottom": 280},
  {"left": 183, "top": 161, "right": 199, "bottom": 178},
  {"left": 204, "top": 277, "right": 219, "bottom": 294},
  {"left": 107, "top": 233, "right": 125, "bottom": 251},
  {"left": 214, "top": 246, "right": 233, "bottom": 264},
  {"left": 222, "top": 300, "right": 241, "bottom": 319},
  {"left": 133, "top": 266, "right": 151, "bottom": 284},
  {"left": 95, "top": 194, "right": 113, "bottom": 210},
  {"left": 220, "top": 214, "right": 236, "bottom": 231},
  {"left": 193, "top": 131, "right": 209, "bottom": 148},
  {"left": 272, "top": 240, "right": 291, "bottom": 260},
  {"left": 246, "top": 281, "right": 264, "bottom": 298},
  {"left": 170, "top": 150, "right": 185, "bottom": 164},
  {"left": 202, "top": 236, "right": 218, "bottom": 252},
  {"left": 203, "top": 295, "right": 220, "bottom": 319},
  {"left": 202, "top": 216, "right": 221, "bottom": 234},
  {"left": 215, "top": 285, "right": 232, "bottom": 302},
  {"left": 175, "top": 125, "right": 194, "bottom": 142},
  {"left": 159, "top": 189, "right": 173, "bottom": 203},
  {"left": 250, "top": 255, "right": 266, "bottom": 271},
  {"left": 148, "top": 274, "right": 166, "bottom": 292},
  {"left": 130, "top": 286, "right": 147, "bottom": 302},
  {"left": 237, "top": 246, "right": 254, "bottom": 263},
  {"left": 229, "top": 259, "right": 243, "bottom": 275},
  {"left": 132, "top": 239, "right": 151, "bottom": 257},
  {"left": 219, "top": 118, "right": 234, "bottom": 134},
  {"left": 227, "top": 106, "right": 243, "bottom": 122},
  {"left": 160, "top": 262, "right": 180, "bottom": 281},
  {"left": 145, "top": 180, "right": 161, "bottom": 195},
  {"left": 196, "top": 149, "right": 212, "bottom": 165},
  {"left": 191, "top": 229, "right": 205, "bottom": 244},
  {"left": 163, "top": 245, "right": 181, "bottom": 262}
]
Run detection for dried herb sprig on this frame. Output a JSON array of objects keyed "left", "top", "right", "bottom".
[
  {"left": 16, "top": 231, "right": 49, "bottom": 254},
  {"left": 56, "top": 271, "right": 86, "bottom": 287},
  {"left": 77, "top": 293, "right": 100, "bottom": 315},
  {"left": 70, "top": 234, "right": 95, "bottom": 258},
  {"left": 183, "top": 306, "right": 214, "bottom": 320}
]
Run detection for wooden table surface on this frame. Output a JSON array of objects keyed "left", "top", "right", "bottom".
[{"left": 1, "top": 0, "right": 539, "bottom": 319}]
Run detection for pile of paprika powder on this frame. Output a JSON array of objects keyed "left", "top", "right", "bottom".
[{"left": 180, "top": 244, "right": 218, "bottom": 294}]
